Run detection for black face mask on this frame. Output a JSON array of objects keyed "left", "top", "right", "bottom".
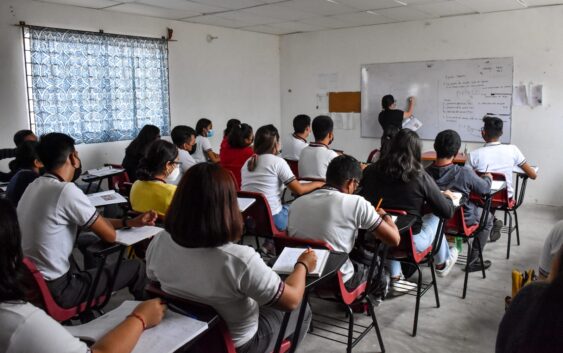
[
  {"left": 329, "top": 136, "right": 334, "bottom": 145},
  {"left": 189, "top": 143, "right": 197, "bottom": 155},
  {"left": 72, "top": 157, "right": 82, "bottom": 182}
]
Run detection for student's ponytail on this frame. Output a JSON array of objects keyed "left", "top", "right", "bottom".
[
  {"left": 228, "top": 123, "right": 253, "bottom": 149},
  {"left": 247, "top": 124, "right": 279, "bottom": 172}
]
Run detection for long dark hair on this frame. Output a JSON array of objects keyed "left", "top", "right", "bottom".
[
  {"left": 247, "top": 125, "right": 279, "bottom": 172},
  {"left": 0, "top": 199, "right": 25, "bottom": 302},
  {"left": 125, "top": 125, "right": 160, "bottom": 158},
  {"left": 196, "top": 118, "right": 212, "bottom": 136},
  {"left": 137, "top": 140, "right": 178, "bottom": 181},
  {"left": 165, "top": 163, "right": 243, "bottom": 248},
  {"left": 374, "top": 128, "right": 422, "bottom": 183},
  {"left": 380, "top": 126, "right": 400, "bottom": 159},
  {"left": 223, "top": 119, "right": 241, "bottom": 137},
  {"left": 228, "top": 123, "right": 253, "bottom": 148}
]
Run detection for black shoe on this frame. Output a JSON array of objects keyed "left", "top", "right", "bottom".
[
  {"left": 464, "top": 259, "right": 492, "bottom": 272},
  {"left": 490, "top": 219, "right": 503, "bottom": 242}
]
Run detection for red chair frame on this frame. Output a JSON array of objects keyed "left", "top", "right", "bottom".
[
  {"left": 237, "top": 191, "right": 287, "bottom": 249},
  {"left": 284, "top": 159, "right": 299, "bottom": 179}
]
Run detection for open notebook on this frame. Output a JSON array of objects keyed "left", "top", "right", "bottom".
[
  {"left": 272, "top": 247, "right": 330, "bottom": 278},
  {"left": 65, "top": 301, "right": 208, "bottom": 353}
]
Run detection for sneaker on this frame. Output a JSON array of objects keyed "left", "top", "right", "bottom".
[
  {"left": 390, "top": 277, "right": 413, "bottom": 294},
  {"left": 436, "top": 247, "right": 459, "bottom": 278},
  {"left": 260, "top": 239, "right": 276, "bottom": 256},
  {"left": 490, "top": 219, "right": 503, "bottom": 242},
  {"left": 464, "top": 259, "right": 492, "bottom": 272}
]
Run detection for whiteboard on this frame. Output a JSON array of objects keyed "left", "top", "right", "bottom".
[{"left": 360, "top": 57, "right": 513, "bottom": 143}]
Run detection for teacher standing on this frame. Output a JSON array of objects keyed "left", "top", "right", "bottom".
[{"left": 378, "top": 95, "right": 415, "bottom": 132}]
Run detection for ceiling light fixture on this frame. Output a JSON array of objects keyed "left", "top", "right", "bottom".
[
  {"left": 516, "top": 0, "right": 528, "bottom": 7},
  {"left": 366, "top": 10, "right": 378, "bottom": 15},
  {"left": 394, "top": 0, "right": 408, "bottom": 5},
  {"left": 326, "top": 0, "right": 339, "bottom": 4}
]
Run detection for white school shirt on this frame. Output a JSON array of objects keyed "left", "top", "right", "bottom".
[
  {"left": 146, "top": 232, "right": 283, "bottom": 347},
  {"left": 241, "top": 154, "right": 296, "bottom": 215},
  {"left": 539, "top": 220, "right": 563, "bottom": 277},
  {"left": 170, "top": 148, "right": 197, "bottom": 185},
  {"left": 467, "top": 141, "right": 526, "bottom": 198},
  {"left": 281, "top": 134, "right": 308, "bottom": 161},
  {"left": 288, "top": 188, "right": 382, "bottom": 283},
  {"left": 17, "top": 174, "right": 98, "bottom": 281},
  {"left": 298, "top": 143, "right": 339, "bottom": 180},
  {"left": 192, "top": 135, "right": 213, "bottom": 163},
  {"left": 0, "top": 302, "right": 89, "bottom": 353}
]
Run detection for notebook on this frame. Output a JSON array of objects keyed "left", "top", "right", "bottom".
[
  {"left": 65, "top": 300, "right": 208, "bottom": 353},
  {"left": 491, "top": 180, "right": 506, "bottom": 193},
  {"left": 445, "top": 191, "right": 463, "bottom": 207},
  {"left": 88, "top": 190, "right": 128, "bottom": 207},
  {"left": 272, "top": 247, "right": 330, "bottom": 277},
  {"left": 116, "top": 226, "right": 163, "bottom": 246}
]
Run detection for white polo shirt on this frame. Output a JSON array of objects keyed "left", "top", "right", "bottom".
[
  {"left": 298, "top": 143, "right": 339, "bottom": 180},
  {"left": 241, "top": 154, "right": 296, "bottom": 215},
  {"left": 18, "top": 174, "right": 98, "bottom": 281},
  {"left": 288, "top": 187, "right": 382, "bottom": 283},
  {"left": 192, "top": 136, "right": 213, "bottom": 163},
  {"left": 146, "top": 232, "right": 283, "bottom": 347},
  {"left": 170, "top": 148, "right": 197, "bottom": 185},
  {"left": 281, "top": 134, "right": 308, "bottom": 161},
  {"left": 539, "top": 220, "right": 563, "bottom": 278},
  {"left": 0, "top": 302, "right": 88, "bottom": 353},
  {"left": 467, "top": 141, "right": 526, "bottom": 198}
]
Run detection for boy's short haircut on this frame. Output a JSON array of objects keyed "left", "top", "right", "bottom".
[
  {"left": 312, "top": 115, "right": 334, "bottom": 141},
  {"left": 434, "top": 129, "right": 461, "bottom": 159},
  {"left": 37, "top": 133, "right": 76, "bottom": 170},
  {"left": 482, "top": 115, "right": 503, "bottom": 139},
  {"left": 171, "top": 125, "right": 196, "bottom": 147},
  {"left": 293, "top": 115, "right": 311, "bottom": 134},
  {"left": 326, "top": 155, "right": 361, "bottom": 188},
  {"left": 13, "top": 130, "right": 35, "bottom": 147}
]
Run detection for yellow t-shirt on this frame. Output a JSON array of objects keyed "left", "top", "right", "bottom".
[{"left": 130, "top": 180, "right": 177, "bottom": 216}]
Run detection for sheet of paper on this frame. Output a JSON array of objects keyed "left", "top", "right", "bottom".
[
  {"left": 316, "top": 93, "right": 329, "bottom": 112},
  {"left": 402, "top": 116, "right": 423, "bottom": 131},
  {"left": 237, "top": 197, "right": 256, "bottom": 212},
  {"left": 272, "top": 247, "right": 330, "bottom": 276},
  {"left": 116, "top": 226, "right": 163, "bottom": 246},
  {"left": 530, "top": 84, "right": 543, "bottom": 107},
  {"left": 88, "top": 190, "right": 128, "bottom": 207},
  {"left": 491, "top": 180, "right": 506, "bottom": 192},
  {"left": 87, "top": 166, "right": 125, "bottom": 177},
  {"left": 65, "top": 301, "right": 208, "bottom": 353},
  {"left": 513, "top": 85, "right": 528, "bottom": 106}
]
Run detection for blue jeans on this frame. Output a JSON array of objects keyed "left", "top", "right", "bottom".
[
  {"left": 273, "top": 205, "right": 289, "bottom": 231},
  {"left": 388, "top": 213, "right": 451, "bottom": 277}
]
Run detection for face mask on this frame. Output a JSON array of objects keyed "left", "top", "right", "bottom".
[
  {"left": 189, "top": 143, "right": 197, "bottom": 155},
  {"left": 72, "top": 157, "right": 82, "bottom": 182},
  {"left": 165, "top": 165, "right": 180, "bottom": 183},
  {"left": 329, "top": 136, "right": 334, "bottom": 145},
  {"left": 207, "top": 129, "right": 215, "bottom": 138}
]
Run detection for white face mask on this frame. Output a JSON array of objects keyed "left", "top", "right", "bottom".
[{"left": 165, "top": 165, "right": 180, "bottom": 183}]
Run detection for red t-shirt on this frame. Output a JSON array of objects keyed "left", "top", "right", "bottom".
[{"left": 219, "top": 139, "right": 254, "bottom": 189}]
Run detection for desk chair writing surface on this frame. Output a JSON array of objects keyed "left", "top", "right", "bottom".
[
  {"left": 273, "top": 234, "right": 382, "bottom": 353},
  {"left": 237, "top": 191, "right": 286, "bottom": 250},
  {"left": 81, "top": 166, "right": 126, "bottom": 194}
]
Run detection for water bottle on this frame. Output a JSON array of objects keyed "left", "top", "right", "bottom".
[{"left": 455, "top": 237, "right": 463, "bottom": 253}]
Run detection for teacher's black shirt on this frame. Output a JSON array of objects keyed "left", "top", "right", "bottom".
[{"left": 378, "top": 109, "right": 404, "bottom": 131}]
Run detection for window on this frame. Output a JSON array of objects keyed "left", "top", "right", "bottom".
[{"left": 23, "top": 26, "right": 170, "bottom": 144}]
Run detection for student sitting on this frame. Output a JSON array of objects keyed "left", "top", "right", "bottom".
[
  {"left": 241, "top": 125, "right": 324, "bottom": 231},
  {"left": 192, "top": 118, "right": 220, "bottom": 163},
  {"left": 369, "top": 126, "right": 399, "bottom": 163},
  {"left": 170, "top": 125, "right": 197, "bottom": 185},
  {"left": 122, "top": 125, "right": 161, "bottom": 183},
  {"left": 467, "top": 116, "right": 537, "bottom": 240},
  {"left": 426, "top": 130, "right": 493, "bottom": 272},
  {"left": 17, "top": 133, "right": 156, "bottom": 308},
  {"left": 0, "top": 130, "right": 38, "bottom": 182},
  {"left": 359, "top": 129, "right": 457, "bottom": 280},
  {"left": 146, "top": 163, "right": 317, "bottom": 353},
  {"left": 220, "top": 123, "right": 254, "bottom": 188},
  {"left": 496, "top": 246, "right": 563, "bottom": 353},
  {"left": 289, "top": 155, "right": 400, "bottom": 289},
  {"left": 220, "top": 118, "right": 242, "bottom": 153},
  {"left": 281, "top": 114, "right": 311, "bottom": 161},
  {"left": 6, "top": 141, "right": 42, "bottom": 207},
  {"left": 539, "top": 221, "right": 563, "bottom": 279},
  {"left": 130, "top": 140, "right": 179, "bottom": 216},
  {"left": 298, "top": 115, "right": 339, "bottom": 180},
  {"left": 0, "top": 198, "right": 166, "bottom": 353}
]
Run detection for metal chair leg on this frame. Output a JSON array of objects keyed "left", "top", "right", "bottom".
[
  {"left": 413, "top": 266, "right": 422, "bottom": 337},
  {"left": 346, "top": 305, "right": 354, "bottom": 353},
  {"left": 429, "top": 259, "right": 440, "bottom": 307},
  {"left": 506, "top": 212, "right": 513, "bottom": 259},
  {"left": 366, "top": 297, "right": 385, "bottom": 353},
  {"left": 513, "top": 209, "right": 521, "bottom": 246},
  {"left": 475, "top": 237, "right": 486, "bottom": 279},
  {"left": 463, "top": 240, "right": 472, "bottom": 299}
]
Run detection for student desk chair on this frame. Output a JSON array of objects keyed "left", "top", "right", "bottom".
[
  {"left": 421, "top": 151, "right": 467, "bottom": 165},
  {"left": 284, "top": 159, "right": 299, "bottom": 179},
  {"left": 81, "top": 166, "right": 127, "bottom": 194}
]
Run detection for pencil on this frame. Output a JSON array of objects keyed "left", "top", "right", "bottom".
[{"left": 375, "top": 198, "right": 383, "bottom": 210}]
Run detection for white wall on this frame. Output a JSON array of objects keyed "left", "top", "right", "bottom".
[
  {"left": 0, "top": 0, "right": 280, "bottom": 171},
  {"left": 280, "top": 6, "right": 563, "bottom": 207}
]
